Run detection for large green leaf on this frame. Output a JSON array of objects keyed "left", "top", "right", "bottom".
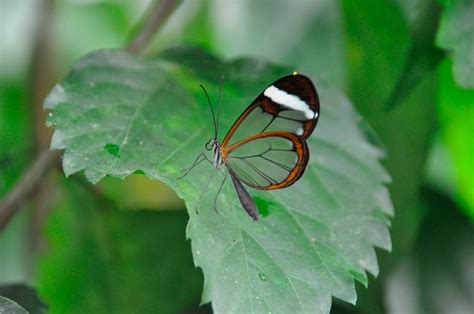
[
  {"left": 45, "top": 46, "right": 393, "bottom": 313},
  {"left": 436, "top": 0, "right": 474, "bottom": 88}
]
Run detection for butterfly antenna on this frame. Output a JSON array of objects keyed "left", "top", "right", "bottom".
[
  {"left": 217, "top": 75, "right": 224, "bottom": 138},
  {"left": 200, "top": 84, "right": 218, "bottom": 138}
]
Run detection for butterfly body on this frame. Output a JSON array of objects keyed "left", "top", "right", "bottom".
[
  {"left": 206, "top": 138, "right": 224, "bottom": 168},
  {"left": 185, "top": 74, "right": 320, "bottom": 221}
]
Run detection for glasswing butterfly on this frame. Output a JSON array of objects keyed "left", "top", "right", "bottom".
[{"left": 180, "top": 73, "right": 320, "bottom": 221}]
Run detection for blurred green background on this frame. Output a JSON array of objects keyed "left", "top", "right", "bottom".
[{"left": 0, "top": 0, "right": 472, "bottom": 313}]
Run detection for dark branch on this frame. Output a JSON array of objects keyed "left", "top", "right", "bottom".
[
  {"left": 126, "top": 0, "right": 183, "bottom": 53},
  {"left": 0, "top": 150, "right": 59, "bottom": 230}
]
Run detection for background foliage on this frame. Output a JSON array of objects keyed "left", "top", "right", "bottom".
[{"left": 0, "top": 0, "right": 472, "bottom": 313}]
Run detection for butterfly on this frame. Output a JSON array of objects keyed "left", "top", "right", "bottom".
[{"left": 180, "top": 73, "right": 320, "bottom": 221}]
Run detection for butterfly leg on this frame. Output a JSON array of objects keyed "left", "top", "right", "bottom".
[
  {"left": 194, "top": 171, "right": 215, "bottom": 215},
  {"left": 213, "top": 174, "right": 227, "bottom": 214},
  {"left": 178, "top": 152, "right": 213, "bottom": 179}
]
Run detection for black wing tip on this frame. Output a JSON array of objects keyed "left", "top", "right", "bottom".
[{"left": 274, "top": 73, "right": 318, "bottom": 99}]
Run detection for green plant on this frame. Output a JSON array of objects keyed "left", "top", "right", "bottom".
[{"left": 0, "top": 0, "right": 472, "bottom": 313}]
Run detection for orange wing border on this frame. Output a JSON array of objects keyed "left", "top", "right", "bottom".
[{"left": 222, "top": 131, "right": 309, "bottom": 190}]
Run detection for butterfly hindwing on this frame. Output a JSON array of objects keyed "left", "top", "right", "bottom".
[{"left": 223, "top": 131, "right": 308, "bottom": 190}]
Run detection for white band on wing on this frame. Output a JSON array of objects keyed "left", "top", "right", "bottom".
[{"left": 264, "top": 85, "right": 315, "bottom": 120}]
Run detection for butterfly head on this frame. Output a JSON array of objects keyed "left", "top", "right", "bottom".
[{"left": 205, "top": 138, "right": 218, "bottom": 151}]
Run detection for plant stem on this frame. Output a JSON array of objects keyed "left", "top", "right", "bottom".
[
  {"left": 126, "top": 0, "right": 183, "bottom": 53},
  {"left": 0, "top": 150, "right": 59, "bottom": 231},
  {"left": 28, "top": 0, "right": 56, "bottom": 258}
]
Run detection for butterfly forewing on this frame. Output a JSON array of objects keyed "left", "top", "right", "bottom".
[{"left": 222, "top": 74, "right": 319, "bottom": 147}]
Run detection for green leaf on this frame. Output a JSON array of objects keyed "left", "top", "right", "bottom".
[
  {"left": 348, "top": 70, "right": 438, "bottom": 312},
  {"left": 45, "top": 46, "right": 393, "bottom": 313},
  {"left": 370, "top": 73, "right": 437, "bottom": 254},
  {"left": 340, "top": 0, "right": 437, "bottom": 253},
  {"left": 341, "top": 0, "right": 411, "bottom": 111},
  {"left": 37, "top": 179, "right": 203, "bottom": 313},
  {"left": 385, "top": 0, "right": 444, "bottom": 109},
  {"left": 436, "top": 59, "right": 474, "bottom": 221},
  {"left": 0, "top": 296, "right": 28, "bottom": 314},
  {"left": 436, "top": 0, "right": 474, "bottom": 88}
]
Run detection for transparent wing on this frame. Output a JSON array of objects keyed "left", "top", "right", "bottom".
[
  {"left": 222, "top": 74, "right": 319, "bottom": 147},
  {"left": 224, "top": 132, "right": 308, "bottom": 190}
]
